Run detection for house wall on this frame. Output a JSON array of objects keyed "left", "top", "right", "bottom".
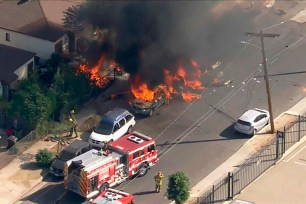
[
  {"left": 0, "top": 28, "right": 67, "bottom": 60},
  {"left": 10, "top": 58, "right": 35, "bottom": 90}
]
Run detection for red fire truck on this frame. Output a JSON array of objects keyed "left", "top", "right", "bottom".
[
  {"left": 64, "top": 131, "right": 158, "bottom": 198},
  {"left": 89, "top": 188, "right": 134, "bottom": 204}
]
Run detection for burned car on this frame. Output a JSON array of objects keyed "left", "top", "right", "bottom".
[{"left": 130, "top": 86, "right": 169, "bottom": 117}]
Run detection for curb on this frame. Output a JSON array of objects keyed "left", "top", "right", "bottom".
[{"left": 13, "top": 169, "right": 50, "bottom": 204}]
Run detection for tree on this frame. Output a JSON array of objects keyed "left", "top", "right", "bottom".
[
  {"left": 9, "top": 80, "right": 54, "bottom": 126},
  {"left": 166, "top": 171, "right": 191, "bottom": 204}
]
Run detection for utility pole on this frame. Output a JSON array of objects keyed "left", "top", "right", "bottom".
[{"left": 244, "top": 30, "right": 280, "bottom": 133}]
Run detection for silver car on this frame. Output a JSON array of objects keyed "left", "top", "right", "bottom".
[{"left": 234, "top": 108, "right": 270, "bottom": 135}]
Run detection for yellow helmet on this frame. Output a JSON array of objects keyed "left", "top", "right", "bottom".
[{"left": 69, "top": 118, "right": 73, "bottom": 122}]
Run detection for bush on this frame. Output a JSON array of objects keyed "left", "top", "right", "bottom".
[
  {"left": 166, "top": 171, "right": 191, "bottom": 204},
  {"left": 35, "top": 149, "right": 54, "bottom": 167}
]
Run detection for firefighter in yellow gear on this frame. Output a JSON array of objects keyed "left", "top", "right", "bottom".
[
  {"left": 68, "top": 117, "right": 78, "bottom": 138},
  {"left": 70, "top": 110, "right": 76, "bottom": 120},
  {"left": 154, "top": 171, "right": 164, "bottom": 193}
]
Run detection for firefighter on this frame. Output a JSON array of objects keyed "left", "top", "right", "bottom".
[
  {"left": 154, "top": 171, "right": 164, "bottom": 193},
  {"left": 68, "top": 117, "right": 78, "bottom": 138},
  {"left": 69, "top": 110, "right": 76, "bottom": 120}
]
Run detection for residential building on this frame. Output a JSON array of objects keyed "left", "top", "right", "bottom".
[
  {"left": 0, "top": 44, "right": 35, "bottom": 99},
  {"left": 0, "top": 0, "right": 76, "bottom": 61}
]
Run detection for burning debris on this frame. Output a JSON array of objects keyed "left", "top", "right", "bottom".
[{"left": 78, "top": 54, "right": 123, "bottom": 88}]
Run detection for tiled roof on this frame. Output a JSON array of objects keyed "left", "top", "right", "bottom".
[
  {"left": 0, "top": 44, "right": 36, "bottom": 84},
  {"left": 0, "top": 0, "right": 66, "bottom": 42}
]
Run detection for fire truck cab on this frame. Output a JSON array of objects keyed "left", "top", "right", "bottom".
[
  {"left": 89, "top": 188, "right": 134, "bottom": 204},
  {"left": 64, "top": 132, "right": 157, "bottom": 198}
]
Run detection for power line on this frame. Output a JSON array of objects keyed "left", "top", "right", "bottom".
[
  {"left": 244, "top": 30, "right": 280, "bottom": 133},
  {"left": 120, "top": 34, "right": 305, "bottom": 190}
]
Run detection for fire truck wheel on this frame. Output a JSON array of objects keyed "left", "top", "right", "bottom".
[
  {"left": 99, "top": 183, "right": 109, "bottom": 193},
  {"left": 137, "top": 162, "right": 149, "bottom": 177}
]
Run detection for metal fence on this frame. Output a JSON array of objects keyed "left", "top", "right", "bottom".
[
  {"left": 0, "top": 131, "right": 37, "bottom": 170},
  {"left": 196, "top": 114, "right": 306, "bottom": 204}
]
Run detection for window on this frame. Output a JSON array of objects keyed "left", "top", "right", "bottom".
[
  {"left": 5, "top": 33, "right": 10, "bottom": 41},
  {"left": 139, "top": 149, "right": 144, "bottom": 156},
  {"left": 254, "top": 116, "right": 261, "bottom": 123},
  {"left": 237, "top": 119, "right": 251, "bottom": 126},
  {"left": 133, "top": 151, "right": 140, "bottom": 159},
  {"left": 148, "top": 144, "right": 156, "bottom": 152},
  {"left": 119, "top": 155, "right": 127, "bottom": 164},
  {"left": 119, "top": 119, "right": 125, "bottom": 127},
  {"left": 125, "top": 115, "right": 133, "bottom": 122},
  {"left": 113, "top": 123, "right": 120, "bottom": 132}
]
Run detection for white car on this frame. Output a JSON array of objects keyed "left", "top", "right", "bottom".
[
  {"left": 89, "top": 108, "right": 136, "bottom": 148},
  {"left": 234, "top": 108, "right": 270, "bottom": 136}
]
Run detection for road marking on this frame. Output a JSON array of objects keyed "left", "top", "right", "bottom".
[
  {"left": 294, "top": 161, "right": 306, "bottom": 166},
  {"left": 283, "top": 146, "right": 306, "bottom": 162}
]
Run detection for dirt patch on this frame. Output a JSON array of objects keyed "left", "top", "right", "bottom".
[
  {"left": 78, "top": 115, "right": 101, "bottom": 132},
  {"left": 247, "top": 113, "right": 298, "bottom": 152}
]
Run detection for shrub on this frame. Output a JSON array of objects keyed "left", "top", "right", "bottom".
[
  {"left": 166, "top": 171, "right": 191, "bottom": 204},
  {"left": 35, "top": 149, "right": 54, "bottom": 167}
]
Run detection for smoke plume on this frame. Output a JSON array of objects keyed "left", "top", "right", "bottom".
[{"left": 83, "top": 1, "right": 261, "bottom": 87}]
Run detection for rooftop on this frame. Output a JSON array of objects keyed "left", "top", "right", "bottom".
[
  {"left": 0, "top": 0, "right": 78, "bottom": 42},
  {"left": 0, "top": 44, "right": 36, "bottom": 84}
]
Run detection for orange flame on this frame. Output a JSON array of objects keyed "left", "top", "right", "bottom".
[
  {"left": 78, "top": 54, "right": 110, "bottom": 87},
  {"left": 130, "top": 76, "right": 155, "bottom": 101},
  {"left": 164, "top": 69, "right": 176, "bottom": 93},
  {"left": 130, "top": 60, "right": 205, "bottom": 102},
  {"left": 182, "top": 92, "right": 201, "bottom": 102}
]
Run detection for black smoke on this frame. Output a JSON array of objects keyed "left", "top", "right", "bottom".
[{"left": 82, "top": 1, "right": 261, "bottom": 87}]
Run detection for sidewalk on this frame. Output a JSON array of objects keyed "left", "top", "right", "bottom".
[
  {"left": 230, "top": 135, "right": 306, "bottom": 204},
  {"left": 0, "top": 107, "right": 98, "bottom": 204}
]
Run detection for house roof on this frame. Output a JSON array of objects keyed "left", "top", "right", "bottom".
[
  {"left": 0, "top": 0, "right": 69, "bottom": 42},
  {"left": 0, "top": 44, "right": 36, "bottom": 84}
]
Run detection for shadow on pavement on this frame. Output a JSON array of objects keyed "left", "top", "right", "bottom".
[
  {"left": 133, "top": 190, "right": 156, "bottom": 196},
  {"left": 219, "top": 124, "right": 251, "bottom": 139},
  {"left": 20, "top": 183, "right": 64, "bottom": 204}
]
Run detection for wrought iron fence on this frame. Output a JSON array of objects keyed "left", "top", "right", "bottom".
[{"left": 195, "top": 114, "right": 306, "bottom": 204}]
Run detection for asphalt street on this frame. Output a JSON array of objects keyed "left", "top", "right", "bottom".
[{"left": 20, "top": 2, "right": 306, "bottom": 204}]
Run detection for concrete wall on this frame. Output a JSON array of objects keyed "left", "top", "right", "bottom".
[{"left": 0, "top": 28, "right": 60, "bottom": 60}]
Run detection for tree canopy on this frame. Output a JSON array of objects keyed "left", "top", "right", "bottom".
[{"left": 167, "top": 171, "right": 191, "bottom": 204}]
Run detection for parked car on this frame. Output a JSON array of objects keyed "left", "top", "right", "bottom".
[
  {"left": 130, "top": 85, "right": 168, "bottom": 117},
  {"left": 89, "top": 108, "right": 136, "bottom": 149},
  {"left": 234, "top": 108, "right": 270, "bottom": 136},
  {"left": 49, "top": 139, "right": 91, "bottom": 177}
]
